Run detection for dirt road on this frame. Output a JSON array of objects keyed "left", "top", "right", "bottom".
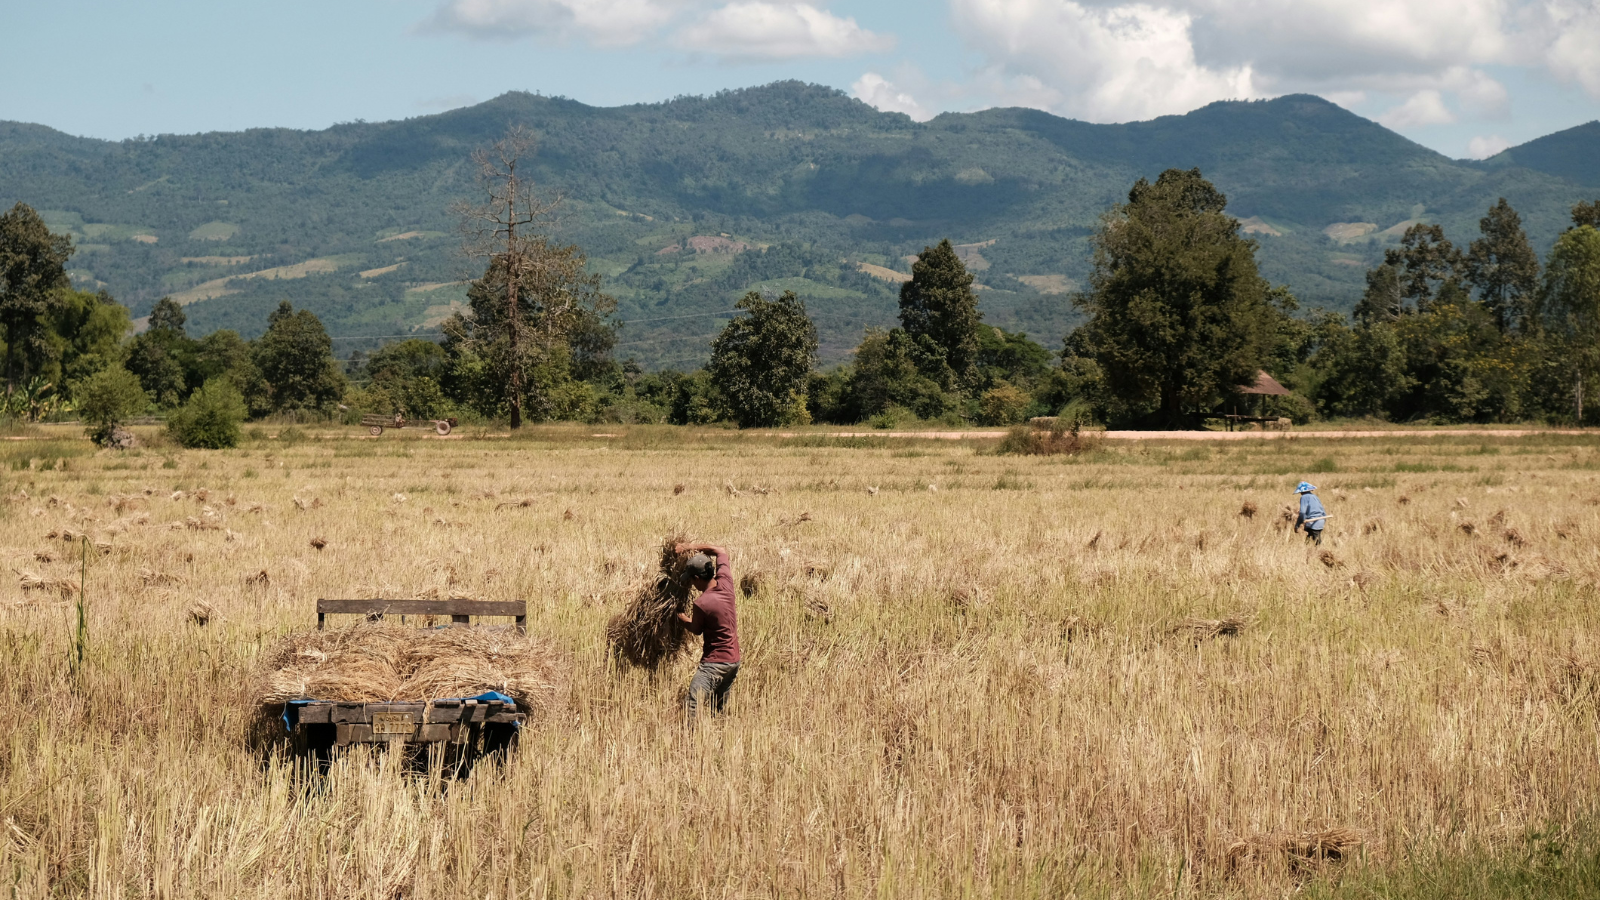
[{"left": 777, "top": 428, "right": 1589, "bottom": 440}]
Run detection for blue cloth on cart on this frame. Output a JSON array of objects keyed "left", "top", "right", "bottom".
[{"left": 281, "top": 690, "right": 517, "bottom": 731}]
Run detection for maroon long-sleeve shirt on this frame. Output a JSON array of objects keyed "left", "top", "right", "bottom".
[{"left": 683, "top": 550, "right": 740, "bottom": 664}]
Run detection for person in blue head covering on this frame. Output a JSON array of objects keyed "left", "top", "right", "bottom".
[{"left": 1294, "top": 482, "right": 1328, "bottom": 545}]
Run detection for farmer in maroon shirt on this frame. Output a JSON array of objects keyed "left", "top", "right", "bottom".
[{"left": 675, "top": 541, "right": 741, "bottom": 723}]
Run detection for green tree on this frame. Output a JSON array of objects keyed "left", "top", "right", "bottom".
[
  {"left": 1038, "top": 332, "right": 1112, "bottom": 423},
  {"left": 359, "top": 339, "right": 452, "bottom": 419},
  {"left": 1466, "top": 198, "right": 1539, "bottom": 333},
  {"left": 805, "top": 367, "right": 855, "bottom": 424},
  {"left": 707, "top": 290, "right": 818, "bottom": 428},
  {"left": 1574, "top": 200, "right": 1600, "bottom": 230},
  {"left": 977, "top": 381, "right": 1030, "bottom": 425},
  {"left": 1393, "top": 281, "right": 1524, "bottom": 422},
  {"left": 0, "top": 203, "right": 72, "bottom": 389},
  {"left": 74, "top": 366, "right": 149, "bottom": 446},
  {"left": 975, "top": 326, "right": 1050, "bottom": 391},
  {"left": 252, "top": 301, "right": 345, "bottom": 413},
  {"left": 1534, "top": 226, "right": 1600, "bottom": 422},
  {"left": 167, "top": 378, "right": 247, "bottom": 449},
  {"left": 847, "top": 327, "right": 953, "bottom": 421},
  {"left": 1073, "top": 168, "right": 1277, "bottom": 427},
  {"left": 1353, "top": 262, "right": 1404, "bottom": 323},
  {"left": 899, "top": 239, "right": 981, "bottom": 384},
  {"left": 668, "top": 370, "right": 723, "bottom": 425},
  {"left": 1310, "top": 320, "right": 1410, "bottom": 418},
  {"left": 48, "top": 289, "right": 130, "bottom": 391},
  {"left": 1385, "top": 223, "right": 1462, "bottom": 309},
  {"left": 189, "top": 329, "right": 256, "bottom": 395},
  {"left": 125, "top": 297, "right": 192, "bottom": 407},
  {"left": 455, "top": 128, "right": 618, "bottom": 427},
  {"left": 457, "top": 247, "right": 616, "bottom": 422}
]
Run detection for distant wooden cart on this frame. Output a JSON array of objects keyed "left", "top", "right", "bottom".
[
  {"left": 284, "top": 598, "right": 528, "bottom": 761},
  {"left": 360, "top": 413, "right": 458, "bottom": 436}
]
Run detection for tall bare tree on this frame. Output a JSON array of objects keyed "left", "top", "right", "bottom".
[
  {"left": 455, "top": 128, "right": 553, "bottom": 429},
  {"left": 454, "top": 128, "right": 614, "bottom": 426}
]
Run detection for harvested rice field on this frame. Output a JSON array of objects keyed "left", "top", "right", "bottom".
[{"left": 3, "top": 424, "right": 1599, "bottom": 897}]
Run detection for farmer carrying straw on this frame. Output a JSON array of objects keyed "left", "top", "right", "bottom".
[
  {"left": 1294, "top": 481, "right": 1329, "bottom": 545},
  {"left": 675, "top": 541, "right": 741, "bottom": 723}
]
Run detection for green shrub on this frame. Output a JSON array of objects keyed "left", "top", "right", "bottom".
[
  {"left": 73, "top": 367, "right": 149, "bottom": 446},
  {"left": 167, "top": 379, "right": 247, "bottom": 449},
  {"left": 997, "top": 418, "right": 1101, "bottom": 456},
  {"left": 868, "top": 405, "right": 913, "bottom": 430},
  {"left": 978, "top": 381, "right": 1031, "bottom": 426},
  {"left": 1267, "top": 391, "right": 1317, "bottom": 424}
]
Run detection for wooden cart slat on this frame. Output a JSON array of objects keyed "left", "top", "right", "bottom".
[
  {"left": 317, "top": 598, "right": 527, "bottom": 633},
  {"left": 300, "top": 699, "right": 525, "bottom": 745}
]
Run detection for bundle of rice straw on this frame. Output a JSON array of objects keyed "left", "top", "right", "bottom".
[
  {"left": 1225, "top": 828, "right": 1363, "bottom": 873},
  {"left": 606, "top": 535, "right": 695, "bottom": 671},
  {"left": 250, "top": 621, "right": 569, "bottom": 721}
]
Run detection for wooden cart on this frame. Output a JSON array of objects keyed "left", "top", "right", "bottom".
[
  {"left": 289, "top": 696, "right": 523, "bottom": 750},
  {"left": 360, "top": 413, "right": 458, "bottom": 436},
  {"left": 286, "top": 598, "right": 527, "bottom": 761}
]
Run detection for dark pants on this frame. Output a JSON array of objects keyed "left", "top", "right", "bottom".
[
  {"left": 1305, "top": 527, "right": 1323, "bottom": 546},
  {"left": 686, "top": 661, "right": 740, "bottom": 723}
]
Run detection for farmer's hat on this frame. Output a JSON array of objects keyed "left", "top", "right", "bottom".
[
  {"left": 1296, "top": 482, "right": 1317, "bottom": 494},
  {"left": 685, "top": 553, "right": 715, "bottom": 582}
]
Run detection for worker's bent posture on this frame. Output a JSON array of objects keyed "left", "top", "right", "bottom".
[
  {"left": 1294, "top": 481, "right": 1328, "bottom": 545},
  {"left": 676, "top": 542, "right": 741, "bottom": 723}
]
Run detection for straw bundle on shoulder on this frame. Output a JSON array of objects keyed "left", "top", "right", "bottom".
[
  {"left": 606, "top": 535, "right": 696, "bottom": 671},
  {"left": 250, "top": 622, "right": 569, "bottom": 721}
]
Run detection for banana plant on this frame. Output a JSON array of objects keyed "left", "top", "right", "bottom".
[{"left": 3, "top": 378, "right": 59, "bottom": 422}]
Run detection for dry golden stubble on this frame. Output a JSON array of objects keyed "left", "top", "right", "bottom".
[
  {"left": 7, "top": 427, "right": 1600, "bottom": 899},
  {"left": 1176, "top": 615, "right": 1252, "bottom": 642}
]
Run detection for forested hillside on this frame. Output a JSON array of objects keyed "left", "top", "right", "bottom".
[{"left": 2, "top": 82, "right": 1595, "bottom": 367}]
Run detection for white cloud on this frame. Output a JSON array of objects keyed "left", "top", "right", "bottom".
[
  {"left": 1545, "top": 0, "right": 1600, "bottom": 96},
  {"left": 1322, "top": 90, "right": 1367, "bottom": 110},
  {"left": 1377, "top": 89, "right": 1456, "bottom": 129},
  {"left": 1181, "top": 0, "right": 1512, "bottom": 84},
  {"left": 423, "top": 0, "right": 689, "bottom": 46},
  {"left": 950, "top": 0, "right": 1259, "bottom": 122},
  {"left": 423, "top": 0, "right": 892, "bottom": 59},
  {"left": 852, "top": 72, "right": 933, "bottom": 120},
  {"left": 677, "top": 3, "right": 893, "bottom": 60},
  {"left": 1443, "top": 67, "right": 1509, "bottom": 117},
  {"left": 947, "top": 0, "right": 1600, "bottom": 128},
  {"left": 1466, "top": 134, "right": 1511, "bottom": 159}
]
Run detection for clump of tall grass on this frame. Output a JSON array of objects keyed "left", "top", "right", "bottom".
[{"left": 997, "top": 416, "right": 1100, "bottom": 456}]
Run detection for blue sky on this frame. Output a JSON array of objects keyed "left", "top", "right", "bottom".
[{"left": 6, "top": 0, "right": 1599, "bottom": 159}]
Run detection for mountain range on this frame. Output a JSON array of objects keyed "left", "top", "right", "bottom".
[{"left": 2, "top": 82, "right": 1596, "bottom": 368}]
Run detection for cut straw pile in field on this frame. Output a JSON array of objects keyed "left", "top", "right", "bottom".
[
  {"left": 1226, "top": 828, "right": 1364, "bottom": 873},
  {"left": 250, "top": 622, "right": 569, "bottom": 720},
  {"left": 607, "top": 535, "right": 694, "bottom": 670}
]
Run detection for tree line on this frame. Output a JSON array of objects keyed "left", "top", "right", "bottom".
[
  {"left": 4, "top": 166, "right": 1598, "bottom": 440},
  {"left": 624, "top": 169, "right": 1600, "bottom": 431}
]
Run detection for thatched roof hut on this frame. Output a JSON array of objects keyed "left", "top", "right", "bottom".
[{"left": 1239, "top": 370, "right": 1290, "bottom": 396}]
